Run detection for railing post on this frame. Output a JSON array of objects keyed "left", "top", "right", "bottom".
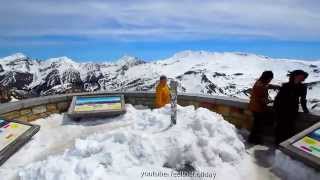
[{"left": 170, "top": 81, "right": 178, "bottom": 125}]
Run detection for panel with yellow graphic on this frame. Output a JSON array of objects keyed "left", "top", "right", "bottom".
[
  {"left": 280, "top": 122, "right": 320, "bottom": 171},
  {"left": 68, "top": 95, "right": 126, "bottom": 119},
  {"left": 0, "top": 119, "right": 40, "bottom": 166}
]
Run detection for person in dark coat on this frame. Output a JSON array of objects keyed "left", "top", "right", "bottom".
[
  {"left": 274, "top": 70, "right": 309, "bottom": 145},
  {"left": 248, "top": 71, "right": 280, "bottom": 144}
]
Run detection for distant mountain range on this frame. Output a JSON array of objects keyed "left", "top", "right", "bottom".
[{"left": 1, "top": 51, "right": 319, "bottom": 110}]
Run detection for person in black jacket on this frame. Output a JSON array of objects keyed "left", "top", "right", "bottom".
[{"left": 274, "top": 70, "right": 309, "bottom": 145}]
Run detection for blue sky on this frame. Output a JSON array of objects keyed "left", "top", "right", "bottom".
[{"left": 1, "top": 0, "right": 320, "bottom": 61}]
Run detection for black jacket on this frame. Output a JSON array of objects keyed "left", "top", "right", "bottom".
[{"left": 274, "top": 82, "right": 309, "bottom": 113}]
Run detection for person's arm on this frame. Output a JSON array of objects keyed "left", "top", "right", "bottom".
[
  {"left": 268, "top": 84, "right": 281, "bottom": 90},
  {"left": 300, "top": 85, "right": 309, "bottom": 113}
]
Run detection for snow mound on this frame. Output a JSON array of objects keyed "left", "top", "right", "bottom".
[{"left": 19, "top": 105, "right": 245, "bottom": 180}]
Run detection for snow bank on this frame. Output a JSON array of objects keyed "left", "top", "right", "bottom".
[
  {"left": 273, "top": 150, "right": 320, "bottom": 180},
  {"left": 18, "top": 105, "right": 246, "bottom": 180}
]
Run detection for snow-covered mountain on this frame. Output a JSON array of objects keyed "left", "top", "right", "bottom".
[{"left": 1, "top": 51, "right": 319, "bottom": 110}]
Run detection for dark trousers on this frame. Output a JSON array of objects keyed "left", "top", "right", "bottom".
[
  {"left": 275, "top": 111, "right": 297, "bottom": 145},
  {"left": 249, "top": 112, "right": 273, "bottom": 144}
]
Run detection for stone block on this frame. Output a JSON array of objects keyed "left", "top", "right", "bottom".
[
  {"left": 20, "top": 108, "right": 32, "bottom": 116},
  {"left": 48, "top": 110, "right": 60, "bottom": 114},
  {"left": 177, "top": 100, "right": 190, "bottom": 107},
  {"left": 39, "top": 113, "right": 49, "bottom": 118},
  {"left": 126, "top": 98, "right": 135, "bottom": 105},
  {"left": 46, "top": 104, "right": 57, "bottom": 112},
  {"left": 136, "top": 97, "right": 149, "bottom": 101},
  {"left": 190, "top": 101, "right": 199, "bottom": 108},
  {"left": 27, "top": 114, "right": 40, "bottom": 122},
  {"left": 16, "top": 116, "right": 29, "bottom": 122},
  {"left": 57, "top": 102, "right": 70, "bottom": 112},
  {"left": 32, "top": 105, "right": 47, "bottom": 114},
  {"left": 199, "top": 102, "right": 216, "bottom": 110},
  {"left": 229, "top": 117, "right": 242, "bottom": 128},
  {"left": 0, "top": 111, "right": 20, "bottom": 120},
  {"left": 230, "top": 111, "right": 245, "bottom": 120},
  {"left": 230, "top": 107, "right": 243, "bottom": 113},
  {"left": 27, "top": 113, "right": 49, "bottom": 122},
  {"left": 215, "top": 105, "right": 230, "bottom": 116}
]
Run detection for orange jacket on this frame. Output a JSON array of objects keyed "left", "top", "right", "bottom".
[
  {"left": 248, "top": 80, "right": 269, "bottom": 112},
  {"left": 155, "top": 83, "right": 170, "bottom": 108}
]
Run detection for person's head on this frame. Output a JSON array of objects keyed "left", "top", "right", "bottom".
[
  {"left": 258, "top": 71, "right": 274, "bottom": 84},
  {"left": 288, "top": 70, "right": 308, "bottom": 84},
  {"left": 159, "top": 75, "right": 167, "bottom": 85}
]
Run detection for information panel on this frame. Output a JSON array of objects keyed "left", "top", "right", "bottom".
[
  {"left": 292, "top": 128, "right": 320, "bottom": 158},
  {"left": 280, "top": 122, "right": 320, "bottom": 170},
  {"left": 68, "top": 95, "right": 126, "bottom": 119},
  {"left": 74, "top": 96, "right": 122, "bottom": 112},
  {"left": 0, "top": 118, "right": 40, "bottom": 166},
  {"left": 0, "top": 120, "right": 31, "bottom": 152}
]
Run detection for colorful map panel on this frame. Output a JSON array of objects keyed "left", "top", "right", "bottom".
[
  {"left": 292, "top": 128, "right": 320, "bottom": 158},
  {"left": 0, "top": 119, "right": 31, "bottom": 152},
  {"left": 74, "top": 96, "right": 122, "bottom": 112}
]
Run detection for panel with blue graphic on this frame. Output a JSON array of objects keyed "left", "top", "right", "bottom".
[
  {"left": 76, "top": 96, "right": 121, "bottom": 105},
  {"left": 292, "top": 128, "right": 320, "bottom": 158}
]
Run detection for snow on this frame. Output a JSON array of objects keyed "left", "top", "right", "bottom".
[
  {"left": 0, "top": 104, "right": 318, "bottom": 179},
  {"left": 10, "top": 96, "right": 19, "bottom": 102},
  {"left": 0, "top": 113, "right": 132, "bottom": 180},
  {"left": 16, "top": 105, "right": 247, "bottom": 180},
  {"left": 273, "top": 150, "right": 320, "bottom": 180},
  {"left": 0, "top": 104, "right": 283, "bottom": 180},
  {"left": 0, "top": 53, "right": 27, "bottom": 62}
]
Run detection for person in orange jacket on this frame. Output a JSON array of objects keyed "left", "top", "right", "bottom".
[
  {"left": 248, "top": 71, "right": 280, "bottom": 144},
  {"left": 155, "top": 75, "right": 170, "bottom": 108}
]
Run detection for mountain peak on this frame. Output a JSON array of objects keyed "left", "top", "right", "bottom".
[
  {"left": 1, "top": 53, "right": 27, "bottom": 61},
  {"left": 47, "top": 56, "right": 76, "bottom": 64},
  {"left": 116, "top": 55, "right": 145, "bottom": 66},
  {"left": 171, "top": 50, "right": 212, "bottom": 59}
]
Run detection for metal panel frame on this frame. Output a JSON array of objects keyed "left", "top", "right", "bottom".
[
  {"left": 279, "top": 122, "right": 320, "bottom": 170},
  {"left": 0, "top": 119, "right": 40, "bottom": 166},
  {"left": 67, "top": 94, "right": 126, "bottom": 119}
]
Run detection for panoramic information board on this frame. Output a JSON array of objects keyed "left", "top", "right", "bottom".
[
  {"left": 280, "top": 122, "right": 320, "bottom": 170},
  {"left": 68, "top": 95, "right": 126, "bottom": 119},
  {"left": 0, "top": 119, "right": 40, "bottom": 166},
  {"left": 292, "top": 128, "right": 320, "bottom": 158},
  {"left": 75, "top": 96, "right": 122, "bottom": 112}
]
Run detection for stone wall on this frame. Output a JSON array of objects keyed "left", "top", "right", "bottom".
[{"left": 0, "top": 91, "right": 319, "bottom": 131}]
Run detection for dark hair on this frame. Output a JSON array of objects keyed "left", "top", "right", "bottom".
[
  {"left": 258, "top": 71, "right": 274, "bottom": 83},
  {"left": 288, "top": 70, "right": 308, "bottom": 82},
  {"left": 160, "top": 75, "right": 167, "bottom": 81}
]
